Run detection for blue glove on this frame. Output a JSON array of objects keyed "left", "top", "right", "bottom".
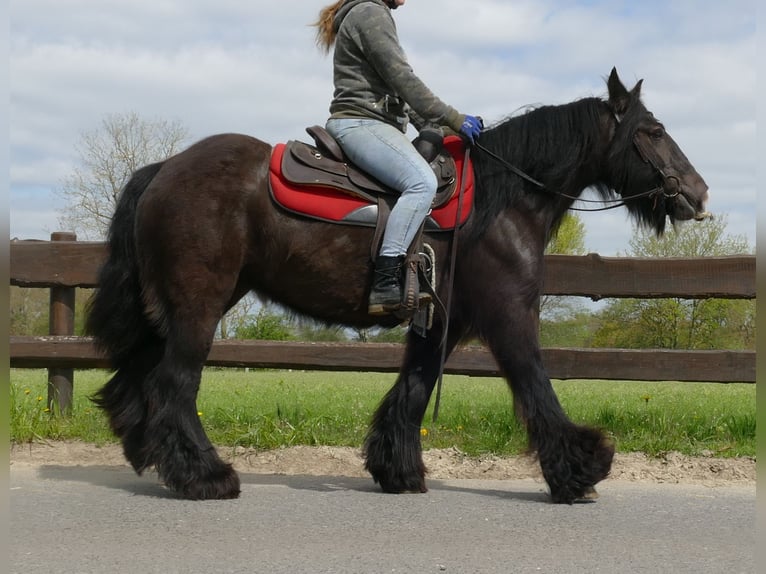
[{"left": 459, "top": 115, "right": 483, "bottom": 143}]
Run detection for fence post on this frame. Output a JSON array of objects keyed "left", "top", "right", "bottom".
[{"left": 48, "top": 231, "right": 76, "bottom": 415}]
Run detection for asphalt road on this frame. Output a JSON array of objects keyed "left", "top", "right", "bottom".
[{"left": 9, "top": 464, "right": 755, "bottom": 574}]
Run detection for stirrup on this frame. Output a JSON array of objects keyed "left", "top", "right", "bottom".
[
  {"left": 369, "top": 292, "right": 430, "bottom": 317},
  {"left": 368, "top": 301, "right": 400, "bottom": 316}
]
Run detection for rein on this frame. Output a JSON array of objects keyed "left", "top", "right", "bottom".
[{"left": 473, "top": 142, "right": 546, "bottom": 189}]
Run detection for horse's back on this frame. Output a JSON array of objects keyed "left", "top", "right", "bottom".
[
  {"left": 168, "top": 132, "right": 271, "bottom": 180},
  {"left": 138, "top": 132, "right": 271, "bottom": 222}
]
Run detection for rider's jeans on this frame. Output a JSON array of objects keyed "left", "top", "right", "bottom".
[{"left": 326, "top": 117, "right": 437, "bottom": 258}]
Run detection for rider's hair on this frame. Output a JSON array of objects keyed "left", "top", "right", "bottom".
[{"left": 313, "top": 1, "right": 345, "bottom": 54}]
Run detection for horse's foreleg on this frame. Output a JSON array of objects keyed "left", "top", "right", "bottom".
[
  {"left": 486, "top": 310, "right": 614, "bottom": 503},
  {"left": 364, "top": 326, "right": 461, "bottom": 493}
]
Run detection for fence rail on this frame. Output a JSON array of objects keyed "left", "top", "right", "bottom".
[
  {"left": 10, "top": 239, "right": 756, "bottom": 298},
  {"left": 9, "top": 336, "right": 754, "bottom": 383},
  {"left": 9, "top": 236, "right": 756, "bottom": 412}
]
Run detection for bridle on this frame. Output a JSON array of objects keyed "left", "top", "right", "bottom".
[
  {"left": 631, "top": 130, "right": 680, "bottom": 200},
  {"left": 473, "top": 110, "right": 680, "bottom": 213}
]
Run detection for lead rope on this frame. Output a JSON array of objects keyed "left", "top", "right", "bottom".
[{"left": 432, "top": 145, "right": 472, "bottom": 422}]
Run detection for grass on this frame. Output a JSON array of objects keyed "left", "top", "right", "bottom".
[{"left": 9, "top": 368, "right": 756, "bottom": 458}]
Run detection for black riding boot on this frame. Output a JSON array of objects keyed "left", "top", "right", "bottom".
[{"left": 368, "top": 255, "right": 404, "bottom": 316}]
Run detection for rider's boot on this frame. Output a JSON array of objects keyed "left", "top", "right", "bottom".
[{"left": 368, "top": 255, "right": 404, "bottom": 316}]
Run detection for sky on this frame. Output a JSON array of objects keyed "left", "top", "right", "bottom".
[{"left": 9, "top": 0, "right": 756, "bottom": 256}]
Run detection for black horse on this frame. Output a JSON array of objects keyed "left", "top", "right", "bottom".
[{"left": 87, "top": 68, "right": 708, "bottom": 503}]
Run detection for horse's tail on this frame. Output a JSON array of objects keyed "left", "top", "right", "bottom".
[{"left": 85, "top": 161, "right": 165, "bottom": 368}]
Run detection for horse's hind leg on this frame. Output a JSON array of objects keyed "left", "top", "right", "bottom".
[
  {"left": 364, "top": 326, "right": 461, "bottom": 493},
  {"left": 140, "top": 314, "right": 240, "bottom": 500}
]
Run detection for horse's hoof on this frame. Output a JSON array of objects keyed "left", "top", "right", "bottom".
[
  {"left": 576, "top": 486, "right": 599, "bottom": 502},
  {"left": 375, "top": 474, "right": 427, "bottom": 494},
  {"left": 380, "top": 483, "right": 428, "bottom": 495},
  {"left": 549, "top": 484, "right": 601, "bottom": 504},
  {"left": 170, "top": 464, "right": 241, "bottom": 500}
]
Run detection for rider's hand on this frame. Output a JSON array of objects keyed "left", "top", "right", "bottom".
[{"left": 459, "top": 115, "right": 483, "bottom": 144}]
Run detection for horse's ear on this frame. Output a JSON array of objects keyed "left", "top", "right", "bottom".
[
  {"left": 630, "top": 78, "right": 644, "bottom": 99},
  {"left": 607, "top": 67, "right": 639, "bottom": 115}
]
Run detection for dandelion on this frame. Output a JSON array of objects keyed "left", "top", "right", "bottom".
[
  {"left": 641, "top": 394, "right": 652, "bottom": 405},
  {"left": 197, "top": 411, "right": 204, "bottom": 417},
  {"left": 44, "top": 408, "right": 50, "bottom": 413},
  {"left": 420, "top": 428, "right": 428, "bottom": 437},
  {"left": 37, "top": 396, "right": 43, "bottom": 402},
  {"left": 24, "top": 389, "right": 31, "bottom": 395},
  {"left": 457, "top": 425, "right": 464, "bottom": 432}
]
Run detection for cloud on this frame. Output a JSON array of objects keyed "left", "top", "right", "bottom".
[{"left": 9, "top": 0, "right": 756, "bottom": 252}]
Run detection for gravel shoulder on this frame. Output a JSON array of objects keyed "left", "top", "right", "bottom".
[{"left": 9, "top": 441, "right": 756, "bottom": 486}]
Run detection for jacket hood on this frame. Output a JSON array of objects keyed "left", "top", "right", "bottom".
[{"left": 333, "top": 0, "right": 387, "bottom": 33}]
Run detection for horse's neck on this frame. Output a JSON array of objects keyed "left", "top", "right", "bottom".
[
  {"left": 469, "top": 101, "right": 614, "bottom": 242},
  {"left": 484, "top": 103, "right": 609, "bottom": 189}
]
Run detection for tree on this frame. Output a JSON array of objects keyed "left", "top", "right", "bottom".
[
  {"left": 294, "top": 320, "right": 348, "bottom": 342},
  {"left": 540, "top": 213, "right": 588, "bottom": 320},
  {"left": 592, "top": 215, "right": 754, "bottom": 350},
  {"left": 218, "top": 294, "right": 259, "bottom": 339},
  {"left": 354, "top": 325, "right": 408, "bottom": 343},
  {"left": 10, "top": 286, "right": 93, "bottom": 337},
  {"left": 546, "top": 213, "right": 587, "bottom": 256},
  {"left": 9, "top": 286, "right": 48, "bottom": 336},
  {"left": 538, "top": 310, "right": 600, "bottom": 348},
  {"left": 57, "top": 111, "right": 188, "bottom": 239},
  {"left": 235, "top": 307, "right": 295, "bottom": 341}
]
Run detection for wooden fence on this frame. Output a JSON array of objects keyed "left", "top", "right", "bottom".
[{"left": 9, "top": 234, "right": 756, "bottom": 413}]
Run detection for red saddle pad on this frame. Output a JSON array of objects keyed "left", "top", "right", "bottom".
[{"left": 269, "top": 135, "right": 474, "bottom": 230}]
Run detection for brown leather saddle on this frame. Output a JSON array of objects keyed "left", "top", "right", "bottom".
[{"left": 280, "top": 125, "right": 459, "bottom": 209}]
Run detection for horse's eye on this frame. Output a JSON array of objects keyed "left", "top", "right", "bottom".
[{"left": 650, "top": 127, "right": 664, "bottom": 140}]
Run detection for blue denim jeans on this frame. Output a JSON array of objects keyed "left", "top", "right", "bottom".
[{"left": 326, "top": 118, "right": 437, "bottom": 257}]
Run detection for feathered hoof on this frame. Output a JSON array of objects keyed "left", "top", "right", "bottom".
[
  {"left": 167, "top": 463, "right": 241, "bottom": 500},
  {"left": 366, "top": 458, "right": 428, "bottom": 494},
  {"left": 375, "top": 473, "right": 428, "bottom": 494},
  {"left": 543, "top": 424, "right": 614, "bottom": 504},
  {"left": 551, "top": 483, "right": 603, "bottom": 504},
  {"left": 575, "top": 486, "right": 600, "bottom": 502}
]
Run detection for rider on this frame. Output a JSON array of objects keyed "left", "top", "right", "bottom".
[{"left": 314, "top": 0, "right": 483, "bottom": 316}]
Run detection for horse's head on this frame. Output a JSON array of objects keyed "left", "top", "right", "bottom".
[{"left": 605, "top": 68, "right": 710, "bottom": 234}]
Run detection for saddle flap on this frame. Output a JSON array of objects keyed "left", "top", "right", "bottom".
[
  {"left": 286, "top": 140, "right": 348, "bottom": 179},
  {"left": 282, "top": 140, "right": 392, "bottom": 201}
]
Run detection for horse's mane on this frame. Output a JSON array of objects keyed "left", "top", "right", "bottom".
[
  {"left": 473, "top": 96, "right": 608, "bottom": 208},
  {"left": 469, "top": 91, "right": 667, "bottom": 237}
]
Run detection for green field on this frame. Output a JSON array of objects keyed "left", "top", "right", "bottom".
[{"left": 9, "top": 368, "right": 756, "bottom": 458}]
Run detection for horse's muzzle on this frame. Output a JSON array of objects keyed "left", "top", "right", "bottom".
[{"left": 672, "top": 175, "right": 709, "bottom": 222}]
